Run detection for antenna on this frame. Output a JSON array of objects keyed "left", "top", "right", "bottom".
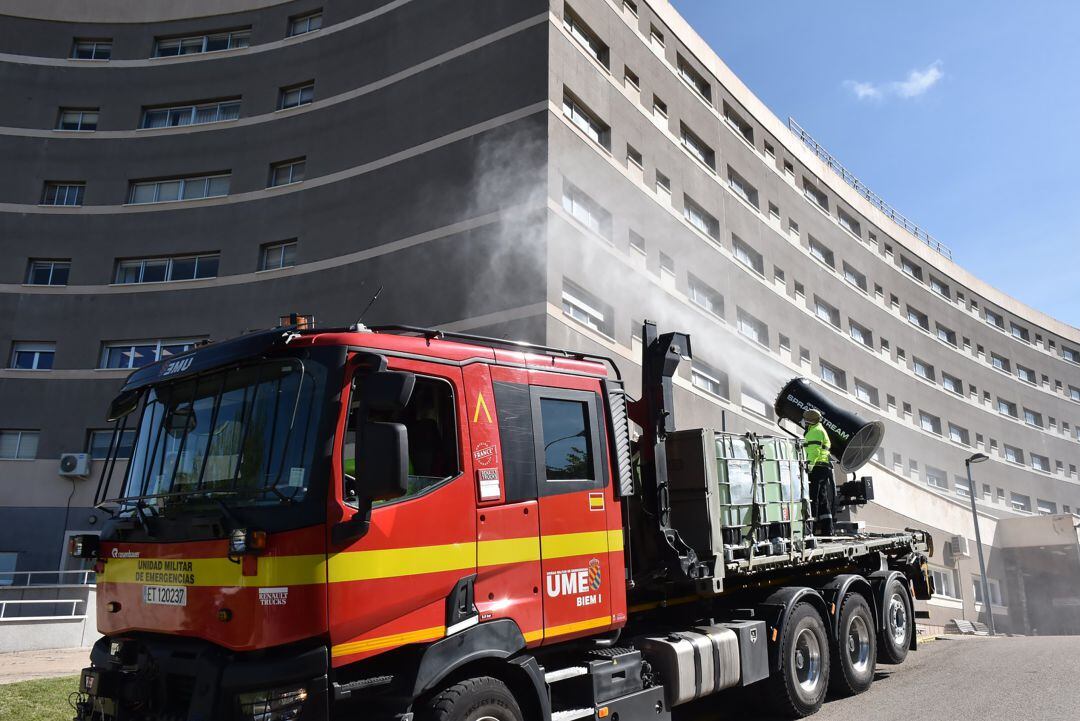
[{"left": 355, "top": 285, "right": 384, "bottom": 329}]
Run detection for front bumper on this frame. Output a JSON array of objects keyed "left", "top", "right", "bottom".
[{"left": 75, "top": 634, "right": 329, "bottom": 721}]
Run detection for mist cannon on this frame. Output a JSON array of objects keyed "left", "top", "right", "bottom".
[{"left": 773, "top": 377, "right": 885, "bottom": 472}]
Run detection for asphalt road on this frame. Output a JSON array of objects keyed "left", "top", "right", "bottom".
[{"left": 681, "top": 635, "right": 1080, "bottom": 721}]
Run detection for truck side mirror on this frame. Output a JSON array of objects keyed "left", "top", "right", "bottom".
[{"left": 333, "top": 421, "right": 410, "bottom": 545}]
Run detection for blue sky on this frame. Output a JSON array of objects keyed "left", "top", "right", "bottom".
[{"left": 672, "top": 0, "right": 1080, "bottom": 328}]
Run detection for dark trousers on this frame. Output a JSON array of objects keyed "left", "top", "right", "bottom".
[{"left": 809, "top": 464, "right": 836, "bottom": 536}]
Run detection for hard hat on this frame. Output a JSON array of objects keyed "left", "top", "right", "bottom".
[{"left": 803, "top": 408, "right": 822, "bottom": 423}]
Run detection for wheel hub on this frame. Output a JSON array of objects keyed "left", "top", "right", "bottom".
[{"left": 792, "top": 627, "right": 821, "bottom": 694}]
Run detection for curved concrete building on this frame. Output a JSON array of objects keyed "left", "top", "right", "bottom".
[{"left": 1, "top": 0, "right": 1078, "bottom": 634}]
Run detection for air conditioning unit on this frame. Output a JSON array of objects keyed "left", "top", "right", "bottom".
[
  {"left": 949, "top": 535, "right": 971, "bottom": 558},
  {"left": 59, "top": 453, "right": 91, "bottom": 478}
]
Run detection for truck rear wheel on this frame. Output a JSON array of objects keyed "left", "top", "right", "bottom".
[
  {"left": 764, "top": 602, "right": 830, "bottom": 718},
  {"left": 828, "top": 593, "right": 876, "bottom": 696},
  {"left": 877, "top": 579, "right": 912, "bottom": 665},
  {"left": 425, "top": 676, "right": 524, "bottom": 721}
]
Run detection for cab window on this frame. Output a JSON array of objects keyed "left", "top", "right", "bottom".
[{"left": 343, "top": 375, "right": 460, "bottom": 505}]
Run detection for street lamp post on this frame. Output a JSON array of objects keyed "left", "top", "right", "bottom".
[{"left": 965, "top": 453, "right": 996, "bottom": 636}]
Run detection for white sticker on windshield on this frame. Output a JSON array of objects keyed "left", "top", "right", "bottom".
[{"left": 288, "top": 467, "right": 305, "bottom": 487}]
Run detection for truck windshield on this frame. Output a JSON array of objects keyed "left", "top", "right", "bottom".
[{"left": 114, "top": 359, "right": 324, "bottom": 512}]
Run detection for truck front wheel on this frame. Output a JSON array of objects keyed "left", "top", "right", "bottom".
[
  {"left": 425, "top": 676, "right": 525, "bottom": 721},
  {"left": 877, "top": 579, "right": 913, "bottom": 665},
  {"left": 828, "top": 593, "right": 876, "bottom": 696},
  {"left": 764, "top": 602, "right": 830, "bottom": 718}
]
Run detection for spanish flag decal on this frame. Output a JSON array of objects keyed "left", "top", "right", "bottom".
[{"left": 588, "top": 493, "right": 605, "bottom": 512}]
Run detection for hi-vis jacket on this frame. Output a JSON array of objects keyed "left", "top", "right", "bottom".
[{"left": 804, "top": 422, "right": 832, "bottom": 468}]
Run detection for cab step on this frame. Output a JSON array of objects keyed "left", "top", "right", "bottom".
[
  {"left": 544, "top": 666, "right": 588, "bottom": 684},
  {"left": 552, "top": 709, "right": 594, "bottom": 721}
]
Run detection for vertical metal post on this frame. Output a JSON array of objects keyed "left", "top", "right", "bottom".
[{"left": 966, "top": 461, "right": 997, "bottom": 635}]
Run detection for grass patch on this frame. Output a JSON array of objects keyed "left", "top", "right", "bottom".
[{"left": 0, "top": 676, "right": 80, "bottom": 721}]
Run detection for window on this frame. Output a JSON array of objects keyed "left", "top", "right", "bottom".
[
  {"left": 926, "top": 465, "right": 948, "bottom": 489},
  {"left": 655, "top": 171, "right": 671, "bottom": 205},
  {"left": 562, "top": 181, "right": 612, "bottom": 240},
  {"left": 115, "top": 254, "right": 219, "bottom": 284},
  {"left": 919, "top": 411, "right": 942, "bottom": 435},
  {"left": 129, "top": 174, "right": 229, "bottom": 204},
  {"left": 936, "top": 323, "right": 957, "bottom": 346},
  {"left": 930, "top": 276, "right": 950, "bottom": 298},
  {"left": 562, "top": 7, "right": 609, "bottom": 66},
  {"left": 623, "top": 0, "right": 638, "bottom": 16},
  {"left": 764, "top": 141, "right": 775, "bottom": 158},
  {"left": 691, "top": 361, "right": 728, "bottom": 399},
  {"left": 849, "top": 320, "right": 872, "bottom": 348},
  {"left": 722, "top": 102, "right": 753, "bottom": 143},
  {"left": 948, "top": 423, "right": 970, "bottom": 446},
  {"left": 1003, "top": 444, "right": 1024, "bottom": 464},
  {"left": 808, "top": 237, "right": 834, "bottom": 267},
  {"left": 71, "top": 39, "right": 111, "bottom": 60},
  {"left": 649, "top": 25, "right": 665, "bottom": 51},
  {"left": 563, "top": 92, "right": 609, "bottom": 148},
  {"left": 1069, "top": 386, "right": 1080, "bottom": 402},
  {"left": 626, "top": 145, "right": 643, "bottom": 170},
  {"left": 561, "top": 280, "right": 611, "bottom": 337},
  {"left": 288, "top": 10, "right": 323, "bottom": 36},
  {"left": 819, "top": 360, "right": 846, "bottom": 389},
  {"left": 688, "top": 275, "right": 723, "bottom": 317},
  {"left": 659, "top": 252, "right": 675, "bottom": 286},
  {"left": 154, "top": 28, "right": 251, "bottom": 56},
  {"left": 1010, "top": 493, "right": 1031, "bottom": 512},
  {"left": 279, "top": 82, "right": 315, "bottom": 110},
  {"left": 727, "top": 166, "right": 759, "bottom": 208},
  {"left": 788, "top": 218, "right": 799, "bottom": 237},
  {"left": 1016, "top": 365, "right": 1036, "bottom": 384},
  {"left": 802, "top": 178, "right": 828, "bottom": 210},
  {"left": 88, "top": 429, "right": 136, "bottom": 460},
  {"left": 683, "top": 196, "right": 719, "bottom": 240},
  {"left": 624, "top": 66, "right": 640, "bottom": 90},
  {"left": 930, "top": 567, "right": 959, "bottom": 599},
  {"left": 998, "top": 399, "right": 1018, "bottom": 418},
  {"left": 344, "top": 375, "right": 460, "bottom": 504},
  {"left": 773, "top": 267, "right": 785, "bottom": 285},
  {"left": 1009, "top": 322, "right": 1029, "bottom": 342},
  {"left": 539, "top": 396, "right": 597, "bottom": 484},
  {"left": 1023, "top": 408, "right": 1042, "bottom": 427},
  {"left": 41, "top": 182, "right": 84, "bottom": 206},
  {"left": 10, "top": 342, "right": 55, "bottom": 370},
  {"left": 906, "top": 306, "right": 929, "bottom": 330},
  {"left": 260, "top": 240, "right": 297, "bottom": 271},
  {"left": 680, "top": 124, "right": 715, "bottom": 169},
  {"left": 814, "top": 297, "right": 840, "bottom": 328},
  {"left": 1031, "top": 454, "right": 1050, "bottom": 473},
  {"left": 141, "top": 99, "right": 240, "bottom": 128},
  {"left": 942, "top": 372, "right": 963, "bottom": 395},
  {"left": 663, "top": 55, "right": 708, "bottom": 105},
  {"left": 269, "top": 158, "right": 307, "bottom": 187},
  {"left": 100, "top": 339, "right": 201, "bottom": 370},
  {"left": 972, "top": 577, "right": 1004, "bottom": 606},
  {"left": 768, "top": 202, "right": 780, "bottom": 220},
  {"left": 652, "top": 95, "right": 668, "bottom": 120},
  {"left": 1063, "top": 346, "right": 1080, "bottom": 364},
  {"left": 730, "top": 238, "right": 762, "bottom": 277},
  {"left": 628, "top": 229, "right": 645, "bottom": 255},
  {"left": 900, "top": 257, "right": 923, "bottom": 281},
  {"left": 990, "top": 353, "right": 1010, "bottom": 372},
  {"left": 955, "top": 475, "right": 972, "bottom": 497},
  {"left": 0, "top": 431, "right": 38, "bottom": 460},
  {"left": 913, "top": 357, "right": 935, "bottom": 381},
  {"left": 57, "top": 108, "right": 98, "bottom": 131},
  {"left": 837, "top": 208, "right": 861, "bottom": 237},
  {"left": 736, "top": 308, "right": 768, "bottom": 347},
  {"left": 854, "top": 379, "right": 879, "bottom": 407},
  {"left": 26, "top": 259, "right": 70, "bottom": 286},
  {"left": 843, "top": 263, "right": 867, "bottom": 292}
]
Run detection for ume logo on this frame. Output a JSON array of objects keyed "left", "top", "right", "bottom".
[{"left": 546, "top": 559, "right": 603, "bottom": 607}]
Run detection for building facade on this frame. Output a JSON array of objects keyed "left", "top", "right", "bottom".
[{"left": 1, "top": 0, "right": 1078, "bottom": 633}]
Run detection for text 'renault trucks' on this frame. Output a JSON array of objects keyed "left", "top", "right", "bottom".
[{"left": 71, "top": 320, "right": 934, "bottom": 721}]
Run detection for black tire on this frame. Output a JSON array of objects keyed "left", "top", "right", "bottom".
[
  {"left": 425, "top": 676, "right": 524, "bottom": 721},
  {"left": 877, "top": 579, "right": 913, "bottom": 665},
  {"left": 828, "top": 593, "right": 876, "bottom": 696},
  {"left": 763, "top": 602, "right": 831, "bottom": 718}
]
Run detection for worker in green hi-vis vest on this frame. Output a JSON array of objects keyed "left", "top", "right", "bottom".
[{"left": 802, "top": 408, "right": 835, "bottom": 536}]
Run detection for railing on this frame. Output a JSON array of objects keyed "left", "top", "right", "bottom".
[
  {"left": 0, "top": 570, "right": 96, "bottom": 587},
  {"left": 787, "top": 117, "right": 953, "bottom": 261},
  {"left": 0, "top": 598, "right": 85, "bottom": 622}
]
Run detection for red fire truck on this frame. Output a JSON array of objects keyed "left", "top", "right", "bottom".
[{"left": 71, "top": 321, "right": 932, "bottom": 721}]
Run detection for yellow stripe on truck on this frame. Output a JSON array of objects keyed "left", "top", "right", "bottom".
[
  {"left": 332, "top": 625, "right": 446, "bottom": 658},
  {"left": 101, "top": 530, "right": 627, "bottom": 588}
]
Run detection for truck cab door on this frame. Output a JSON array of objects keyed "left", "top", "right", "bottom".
[
  {"left": 529, "top": 383, "right": 616, "bottom": 644},
  {"left": 328, "top": 358, "right": 475, "bottom": 667}
]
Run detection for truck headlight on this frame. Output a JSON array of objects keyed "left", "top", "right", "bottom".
[{"left": 237, "top": 685, "right": 307, "bottom": 721}]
